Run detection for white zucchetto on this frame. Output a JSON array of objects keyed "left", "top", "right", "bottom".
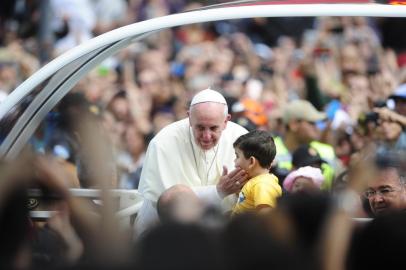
[{"left": 190, "top": 88, "right": 227, "bottom": 106}]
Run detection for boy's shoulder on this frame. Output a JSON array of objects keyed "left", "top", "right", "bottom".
[{"left": 247, "top": 173, "right": 279, "bottom": 186}]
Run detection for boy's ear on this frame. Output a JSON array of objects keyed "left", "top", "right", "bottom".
[{"left": 249, "top": 156, "right": 256, "bottom": 168}]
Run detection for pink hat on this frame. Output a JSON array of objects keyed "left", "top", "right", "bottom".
[{"left": 283, "top": 166, "right": 325, "bottom": 192}]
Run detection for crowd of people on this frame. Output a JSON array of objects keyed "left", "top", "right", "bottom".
[{"left": 1, "top": 0, "right": 406, "bottom": 269}]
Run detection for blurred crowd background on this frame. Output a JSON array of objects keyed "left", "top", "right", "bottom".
[{"left": 1, "top": 0, "right": 406, "bottom": 269}]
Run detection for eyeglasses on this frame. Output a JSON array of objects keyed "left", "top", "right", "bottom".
[{"left": 364, "top": 187, "right": 401, "bottom": 199}]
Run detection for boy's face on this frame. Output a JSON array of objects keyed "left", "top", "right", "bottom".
[{"left": 234, "top": 148, "right": 251, "bottom": 176}]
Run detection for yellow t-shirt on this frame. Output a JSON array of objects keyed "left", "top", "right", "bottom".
[{"left": 232, "top": 173, "right": 282, "bottom": 215}]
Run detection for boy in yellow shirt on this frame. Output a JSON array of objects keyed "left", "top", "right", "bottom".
[{"left": 232, "top": 130, "right": 282, "bottom": 215}]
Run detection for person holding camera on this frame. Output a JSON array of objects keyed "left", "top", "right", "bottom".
[{"left": 372, "top": 106, "right": 406, "bottom": 152}]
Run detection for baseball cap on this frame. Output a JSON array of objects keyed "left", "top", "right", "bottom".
[
  {"left": 388, "top": 84, "right": 406, "bottom": 101},
  {"left": 283, "top": 100, "right": 326, "bottom": 124},
  {"left": 292, "top": 144, "right": 324, "bottom": 168}
]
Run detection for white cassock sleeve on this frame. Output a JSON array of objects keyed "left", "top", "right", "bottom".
[{"left": 192, "top": 185, "right": 222, "bottom": 204}]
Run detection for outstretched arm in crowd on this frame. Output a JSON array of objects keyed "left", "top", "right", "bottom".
[
  {"left": 320, "top": 151, "right": 373, "bottom": 270},
  {"left": 121, "top": 54, "right": 153, "bottom": 135}
]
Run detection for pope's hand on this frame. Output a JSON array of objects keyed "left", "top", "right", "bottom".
[{"left": 216, "top": 166, "right": 248, "bottom": 197}]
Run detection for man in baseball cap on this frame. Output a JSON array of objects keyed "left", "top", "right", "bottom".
[
  {"left": 282, "top": 100, "right": 327, "bottom": 148},
  {"left": 283, "top": 99, "right": 327, "bottom": 124},
  {"left": 273, "top": 99, "right": 336, "bottom": 190}
]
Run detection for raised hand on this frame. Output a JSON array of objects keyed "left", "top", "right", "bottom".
[{"left": 216, "top": 166, "right": 248, "bottom": 197}]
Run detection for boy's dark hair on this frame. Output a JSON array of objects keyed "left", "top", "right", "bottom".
[{"left": 233, "top": 130, "right": 276, "bottom": 169}]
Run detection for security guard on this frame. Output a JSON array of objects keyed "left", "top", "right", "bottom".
[{"left": 274, "top": 100, "right": 336, "bottom": 190}]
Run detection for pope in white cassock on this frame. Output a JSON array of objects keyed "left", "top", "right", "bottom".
[{"left": 135, "top": 88, "right": 248, "bottom": 234}]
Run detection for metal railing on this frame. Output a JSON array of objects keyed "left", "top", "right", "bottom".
[{"left": 28, "top": 188, "right": 144, "bottom": 222}]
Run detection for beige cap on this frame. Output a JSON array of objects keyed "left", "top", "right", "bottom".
[
  {"left": 190, "top": 88, "right": 227, "bottom": 106},
  {"left": 283, "top": 100, "right": 326, "bottom": 124}
]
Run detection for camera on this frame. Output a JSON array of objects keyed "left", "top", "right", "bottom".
[
  {"left": 357, "top": 111, "right": 380, "bottom": 136},
  {"left": 364, "top": 111, "right": 379, "bottom": 124},
  {"left": 358, "top": 111, "right": 379, "bottom": 127}
]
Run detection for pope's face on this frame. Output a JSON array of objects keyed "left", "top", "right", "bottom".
[{"left": 188, "top": 102, "right": 229, "bottom": 150}]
